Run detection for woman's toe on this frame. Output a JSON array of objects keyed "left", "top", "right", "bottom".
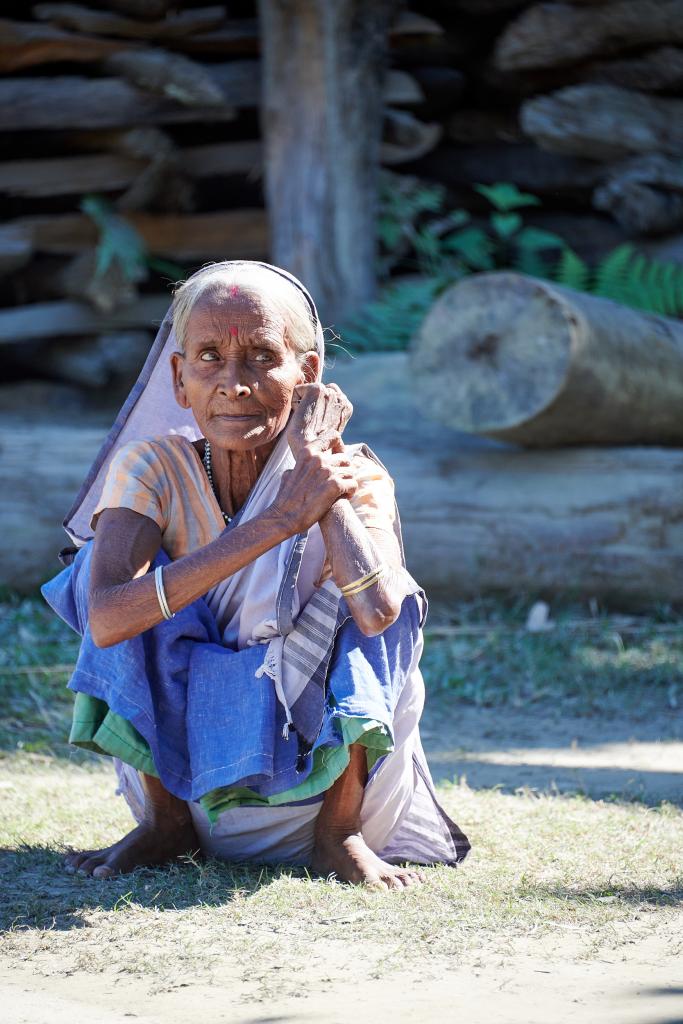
[
  {"left": 64, "top": 851, "right": 94, "bottom": 872},
  {"left": 77, "top": 854, "right": 107, "bottom": 876},
  {"left": 92, "top": 863, "right": 117, "bottom": 880}
]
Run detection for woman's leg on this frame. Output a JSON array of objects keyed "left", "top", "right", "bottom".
[
  {"left": 64, "top": 773, "right": 199, "bottom": 879},
  {"left": 311, "top": 744, "right": 425, "bottom": 889}
]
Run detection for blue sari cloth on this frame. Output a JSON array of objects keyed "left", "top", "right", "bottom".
[{"left": 41, "top": 543, "right": 423, "bottom": 805}]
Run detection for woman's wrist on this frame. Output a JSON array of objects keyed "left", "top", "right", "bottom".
[{"left": 319, "top": 497, "right": 353, "bottom": 531}]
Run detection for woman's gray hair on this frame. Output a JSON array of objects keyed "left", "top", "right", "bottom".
[{"left": 172, "top": 263, "right": 318, "bottom": 358}]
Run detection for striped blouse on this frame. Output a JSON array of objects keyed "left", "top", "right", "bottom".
[{"left": 92, "top": 435, "right": 397, "bottom": 576}]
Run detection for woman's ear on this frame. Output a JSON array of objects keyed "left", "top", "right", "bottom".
[
  {"left": 299, "top": 351, "right": 320, "bottom": 384},
  {"left": 170, "top": 352, "right": 191, "bottom": 409}
]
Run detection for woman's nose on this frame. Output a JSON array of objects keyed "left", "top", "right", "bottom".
[{"left": 216, "top": 362, "right": 251, "bottom": 398}]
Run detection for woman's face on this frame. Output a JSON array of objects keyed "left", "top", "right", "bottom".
[{"left": 171, "top": 285, "right": 319, "bottom": 451}]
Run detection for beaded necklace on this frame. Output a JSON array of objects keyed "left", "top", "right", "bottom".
[{"left": 202, "top": 439, "right": 232, "bottom": 524}]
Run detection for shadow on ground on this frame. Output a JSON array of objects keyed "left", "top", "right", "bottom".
[{"left": 0, "top": 844, "right": 303, "bottom": 933}]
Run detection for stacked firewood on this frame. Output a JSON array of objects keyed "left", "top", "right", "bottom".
[{"left": 1, "top": 0, "right": 683, "bottom": 403}]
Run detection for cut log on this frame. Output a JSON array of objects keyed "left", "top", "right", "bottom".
[
  {"left": 32, "top": 4, "right": 226, "bottom": 40},
  {"left": 0, "top": 76, "right": 236, "bottom": 130},
  {"left": 331, "top": 354, "right": 683, "bottom": 605},
  {"left": 260, "top": 0, "right": 394, "bottom": 324},
  {"left": 0, "top": 141, "right": 262, "bottom": 198},
  {"left": 452, "top": 0, "right": 526, "bottom": 12},
  {"left": 89, "top": 0, "right": 173, "bottom": 17},
  {"left": 103, "top": 48, "right": 226, "bottom": 107},
  {"left": 0, "top": 295, "right": 169, "bottom": 344},
  {"left": 168, "top": 20, "right": 259, "bottom": 55},
  {"left": 411, "top": 271, "right": 683, "bottom": 447},
  {"left": 9, "top": 331, "right": 153, "bottom": 389},
  {"left": 593, "top": 154, "right": 683, "bottom": 235},
  {"left": 381, "top": 109, "right": 442, "bottom": 164},
  {"left": 0, "top": 18, "right": 125, "bottom": 72},
  {"left": 7, "top": 208, "right": 267, "bottom": 261},
  {"left": 495, "top": 1, "right": 683, "bottom": 71},
  {"left": 390, "top": 11, "right": 444, "bottom": 36},
  {"left": 579, "top": 46, "right": 683, "bottom": 93},
  {"left": 521, "top": 85, "right": 683, "bottom": 160}
]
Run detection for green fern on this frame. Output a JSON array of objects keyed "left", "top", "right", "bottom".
[
  {"left": 554, "top": 248, "right": 591, "bottom": 292},
  {"left": 590, "top": 244, "right": 683, "bottom": 316},
  {"left": 339, "top": 276, "right": 449, "bottom": 353}
]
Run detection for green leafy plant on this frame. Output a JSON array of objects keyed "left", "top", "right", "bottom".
[
  {"left": 341, "top": 176, "right": 683, "bottom": 352},
  {"left": 81, "top": 195, "right": 185, "bottom": 285}
]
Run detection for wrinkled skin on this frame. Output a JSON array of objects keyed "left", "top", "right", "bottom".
[{"left": 66, "top": 285, "right": 421, "bottom": 890}]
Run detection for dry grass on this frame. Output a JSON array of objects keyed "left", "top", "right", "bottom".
[{"left": 0, "top": 595, "right": 682, "bottom": 997}]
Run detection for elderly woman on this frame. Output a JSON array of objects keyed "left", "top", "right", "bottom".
[{"left": 43, "top": 261, "right": 469, "bottom": 889}]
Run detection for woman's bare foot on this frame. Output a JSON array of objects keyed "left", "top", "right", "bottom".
[
  {"left": 311, "top": 831, "right": 425, "bottom": 890},
  {"left": 64, "top": 771, "right": 200, "bottom": 879},
  {"left": 64, "top": 818, "right": 200, "bottom": 879}
]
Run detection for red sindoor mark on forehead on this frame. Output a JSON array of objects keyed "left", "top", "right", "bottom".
[
  {"left": 229, "top": 285, "right": 240, "bottom": 297},
  {"left": 229, "top": 325, "right": 238, "bottom": 336}
]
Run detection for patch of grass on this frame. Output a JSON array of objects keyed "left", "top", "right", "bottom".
[
  {"left": 0, "top": 596, "right": 81, "bottom": 759},
  {"left": 421, "top": 600, "right": 683, "bottom": 716},
  {"left": 0, "top": 764, "right": 681, "bottom": 993}
]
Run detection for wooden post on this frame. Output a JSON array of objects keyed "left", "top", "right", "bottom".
[{"left": 259, "top": 0, "right": 395, "bottom": 324}]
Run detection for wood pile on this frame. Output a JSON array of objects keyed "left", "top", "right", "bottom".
[{"left": 2, "top": 0, "right": 683, "bottom": 404}]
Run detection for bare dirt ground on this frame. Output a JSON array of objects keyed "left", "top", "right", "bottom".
[{"left": 422, "top": 702, "right": 683, "bottom": 805}]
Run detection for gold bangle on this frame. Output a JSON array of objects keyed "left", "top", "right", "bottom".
[{"left": 340, "top": 566, "right": 385, "bottom": 597}]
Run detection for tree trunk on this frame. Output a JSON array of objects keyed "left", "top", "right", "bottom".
[
  {"left": 259, "top": 0, "right": 395, "bottom": 323},
  {"left": 521, "top": 85, "right": 683, "bottom": 161},
  {"left": 495, "top": 1, "right": 683, "bottom": 72},
  {"left": 411, "top": 271, "right": 683, "bottom": 447}
]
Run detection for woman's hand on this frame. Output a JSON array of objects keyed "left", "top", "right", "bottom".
[
  {"left": 270, "top": 430, "right": 358, "bottom": 535},
  {"left": 287, "top": 382, "right": 353, "bottom": 459}
]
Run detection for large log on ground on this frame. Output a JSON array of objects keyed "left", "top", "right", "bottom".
[
  {"left": 521, "top": 85, "right": 683, "bottom": 161},
  {"left": 0, "top": 296, "right": 169, "bottom": 343},
  {"left": 330, "top": 354, "right": 683, "bottom": 605},
  {"left": 495, "top": 1, "right": 683, "bottom": 71},
  {"left": 5, "top": 353, "right": 683, "bottom": 600},
  {"left": 411, "top": 272, "right": 683, "bottom": 447}
]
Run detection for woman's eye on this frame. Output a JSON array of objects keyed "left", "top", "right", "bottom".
[
  {"left": 199, "top": 351, "right": 219, "bottom": 362},
  {"left": 253, "top": 351, "right": 273, "bottom": 363}
]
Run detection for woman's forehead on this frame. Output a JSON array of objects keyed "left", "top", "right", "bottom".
[{"left": 187, "top": 287, "right": 286, "bottom": 336}]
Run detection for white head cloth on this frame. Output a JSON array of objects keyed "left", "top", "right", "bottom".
[{"left": 63, "top": 260, "right": 326, "bottom": 547}]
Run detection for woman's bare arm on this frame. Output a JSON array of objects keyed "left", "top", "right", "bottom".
[
  {"left": 318, "top": 499, "right": 410, "bottom": 638},
  {"left": 88, "top": 433, "right": 358, "bottom": 648}
]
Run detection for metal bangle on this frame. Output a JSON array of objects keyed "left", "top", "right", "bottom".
[
  {"left": 340, "top": 566, "right": 385, "bottom": 598},
  {"left": 154, "top": 565, "right": 174, "bottom": 621}
]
